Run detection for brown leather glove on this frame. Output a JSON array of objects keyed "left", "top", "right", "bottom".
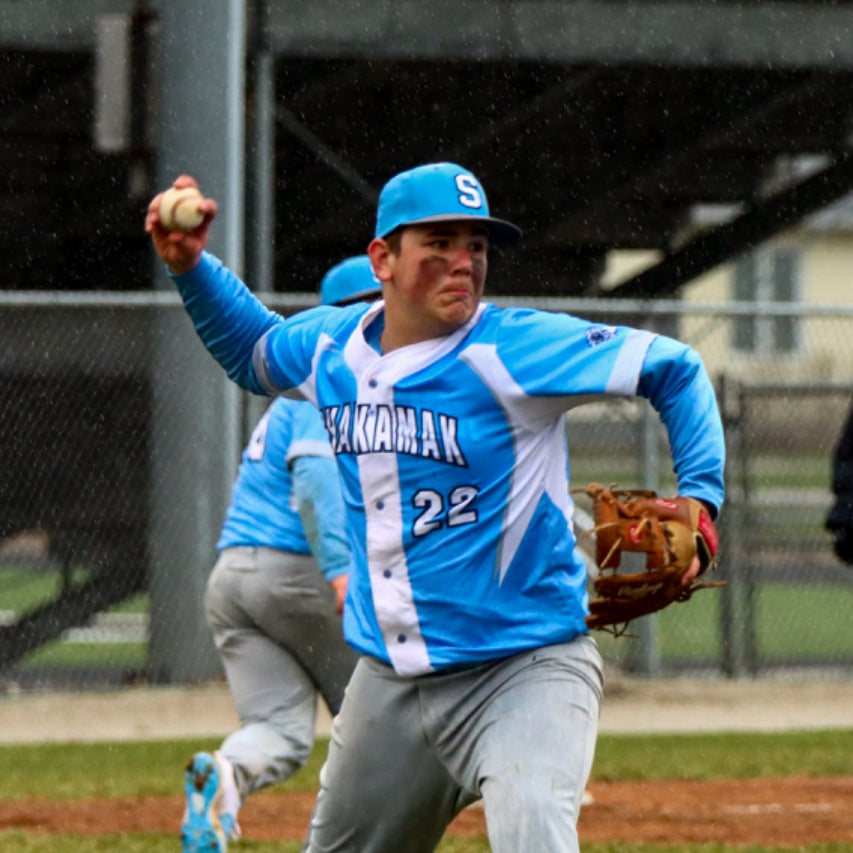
[{"left": 575, "top": 483, "right": 723, "bottom": 635}]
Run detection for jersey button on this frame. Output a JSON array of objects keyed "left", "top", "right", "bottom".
[
  {"left": 368, "top": 378, "right": 378, "bottom": 388},
  {"left": 383, "top": 569, "right": 392, "bottom": 578},
  {"left": 376, "top": 500, "right": 385, "bottom": 510},
  {"left": 397, "top": 634, "right": 407, "bottom": 643}
]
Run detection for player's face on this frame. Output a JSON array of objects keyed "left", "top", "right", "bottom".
[{"left": 373, "top": 222, "right": 489, "bottom": 348}]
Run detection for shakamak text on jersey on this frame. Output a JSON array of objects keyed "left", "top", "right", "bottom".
[{"left": 322, "top": 403, "right": 468, "bottom": 467}]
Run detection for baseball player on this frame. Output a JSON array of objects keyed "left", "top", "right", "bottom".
[
  {"left": 148, "top": 163, "right": 725, "bottom": 853},
  {"left": 180, "top": 257, "right": 380, "bottom": 853}
]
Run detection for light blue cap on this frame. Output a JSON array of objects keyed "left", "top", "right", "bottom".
[
  {"left": 374, "top": 162, "right": 522, "bottom": 243},
  {"left": 320, "top": 255, "right": 382, "bottom": 306}
]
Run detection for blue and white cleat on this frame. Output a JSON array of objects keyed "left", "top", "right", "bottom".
[{"left": 181, "top": 752, "right": 228, "bottom": 852}]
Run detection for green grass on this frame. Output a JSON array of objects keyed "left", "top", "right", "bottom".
[
  {"left": 756, "top": 585, "right": 853, "bottom": 661},
  {"left": 0, "top": 566, "right": 96, "bottom": 612},
  {"left": 0, "top": 731, "right": 851, "bottom": 852},
  {"left": 0, "top": 836, "right": 193, "bottom": 852},
  {"left": 21, "top": 640, "right": 147, "bottom": 669},
  {"left": 3, "top": 841, "right": 849, "bottom": 853},
  {"left": 0, "top": 569, "right": 149, "bottom": 670},
  {"left": 0, "top": 566, "right": 147, "bottom": 617},
  {"left": 596, "top": 581, "right": 853, "bottom": 668},
  {"left": 0, "top": 738, "right": 325, "bottom": 800},
  {"left": 581, "top": 847, "right": 853, "bottom": 853},
  {"left": 4, "top": 730, "right": 852, "bottom": 803},
  {"left": 592, "top": 730, "right": 853, "bottom": 780},
  {"left": 0, "top": 838, "right": 488, "bottom": 853},
  {"left": 661, "top": 582, "right": 853, "bottom": 661},
  {"left": 1, "top": 839, "right": 850, "bottom": 853},
  {"left": 1, "top": 731, "right": 852, "bottom": 852}
]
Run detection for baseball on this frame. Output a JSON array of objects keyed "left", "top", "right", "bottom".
[{"left": 158, "top": 186, "right": 205, "bottom": 231}]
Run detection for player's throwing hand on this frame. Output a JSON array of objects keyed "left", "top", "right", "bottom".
[{"left": 145, "top": 175, "right": 216, "bottom": 275}]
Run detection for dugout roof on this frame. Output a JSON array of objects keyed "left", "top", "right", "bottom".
[{"left": 0, "top": 0, "right": 852, "bottom": 297}]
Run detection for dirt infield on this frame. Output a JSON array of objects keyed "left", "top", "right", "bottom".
[{"left": 2, "top": 777, "right": 853, "bottom": 844}]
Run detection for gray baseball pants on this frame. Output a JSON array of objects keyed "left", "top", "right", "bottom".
[
  {"left": 204, "top": 546, "right": 359, "bottom": 799},
  {"left": 304, "top": 634, "right": 603, "bottom": 852}
]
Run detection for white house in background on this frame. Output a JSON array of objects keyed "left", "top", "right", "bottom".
[{"left": 603, "top": 193, "right": 853, "bottom": 385}]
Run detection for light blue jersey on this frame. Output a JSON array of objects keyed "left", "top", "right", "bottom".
[
  {"left": 175, "top": 252, "right": 725, "bottom": 677},
  {"left": 217, "top": 398, "right": 336, "bottom": 556}
]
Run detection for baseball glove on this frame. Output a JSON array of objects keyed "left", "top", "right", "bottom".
[{"left": 574, "top": 483, "right": 723, "bottom": 635}]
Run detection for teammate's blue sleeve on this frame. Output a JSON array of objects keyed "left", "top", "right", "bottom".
[
  {"left": 638, "top": 335, "right": 726, "bottom": 515},
  {"left": 291, "top": 454, "right": 350, "bottom": 582},
  {"left": 169, "top": 252, "right": 282, "bottom": 395}
]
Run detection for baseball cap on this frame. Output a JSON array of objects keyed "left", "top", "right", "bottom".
[
  {"left": 374, "top": 162, "right": 522, "bottom": 244},
  {"left": 320, "top": 255, "right": 382, "bottom": 306}
]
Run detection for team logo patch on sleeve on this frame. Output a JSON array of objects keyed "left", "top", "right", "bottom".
[{"left": 586, "top": 326, "right": 617, "bottom": 346}]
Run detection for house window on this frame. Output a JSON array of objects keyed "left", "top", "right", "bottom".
[{"left": 732, "top": 250, "right": 800, "bottom": 353}]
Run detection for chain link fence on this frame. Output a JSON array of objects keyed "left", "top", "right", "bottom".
[{"left": 2, "top": 292, "right": 852, "bottom": 690}]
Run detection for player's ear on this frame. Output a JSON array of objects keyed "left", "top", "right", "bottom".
[{"left": 368, "top": 238, "right": 393, "bottom": 284}]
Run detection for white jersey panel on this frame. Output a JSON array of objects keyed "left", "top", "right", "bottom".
[
  {"left": 460, "top": 343, "right": 570, "bottom": 582},
  {"left": 606, "top": 328, "right": 657, "bottom": 395}
]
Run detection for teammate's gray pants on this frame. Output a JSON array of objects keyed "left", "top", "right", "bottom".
[
  {"left": 204, "top": 546, "right": 359, "bottom": 800},
  {"left": 304, "top": 635, "right": 603, "bottom": 853}
]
